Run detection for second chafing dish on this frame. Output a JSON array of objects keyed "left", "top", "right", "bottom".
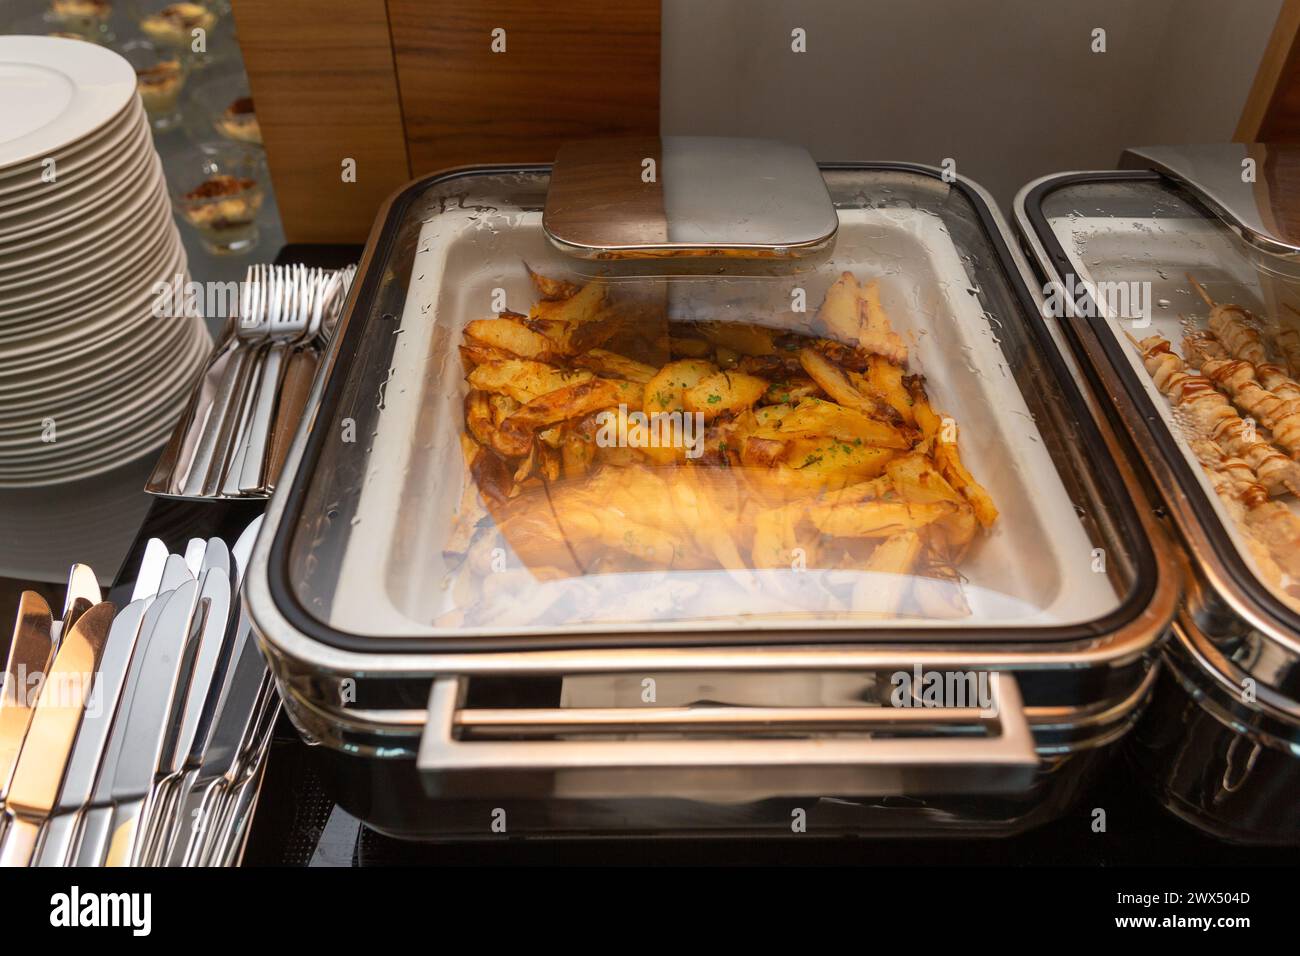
[
  {"left": 246, "top": 139, "right": 1176, "bottom": 840},
  {"left": 1016, "top": 149, "right": 1300, "bottom": 844}
]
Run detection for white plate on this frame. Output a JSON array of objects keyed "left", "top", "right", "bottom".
[
  {"left": 0, "top": 312, "right": 195, "bottom": 415},
  {"left": 0, "top": 110, "right": 149, "bottom": 220},
  {"left": 0, "top": 94, "right": 140, "bottom": 181},
  {"left": 0, "top": 36, "right": 137, "bottom": 170},
  {"left": 0, "top": 410, "right": 180, "bottom": 483},
  {"left": 0, "top": 341, "right": 207, "bottom": 481},
  {"left": 0, "top": 178, "right": 174, "bottom": 319},
  {"left": 0, "top": 281, "right": 195, "bottom": 397},
  {"left": 0, "top": 319, "right": 208, "bottom": 446},
  {"left": 0, "top": 117, "right": 147, "bottom": 227},
  {"left": 0, "top": 154, "right": 164, "bottom": 271},
  {"left": 0, "top": 300, "right": 188, "bottom": 401},
  {"left": 0, "top": 94, "right": 139, "bottom": 183},
  {"left": 0, "top": 323, "right": 206, "bottom": 476},
  {"left": 0, "top": 166, "right": 166, "bottom": 277},
  {"left": 0, "top": 129, "right": 154, "bottom": 240},
  {"left": 0, "top": 223, "right": 176, "bottom": 339},
  {"left": 0, "top": 232, "right": 183, "bottom": 358},
  {"left": 0, "top": 176, "right": 170, "bottom": 292},
  {"left": 0, "top": 98, "right": 142, "bottom": 200}
]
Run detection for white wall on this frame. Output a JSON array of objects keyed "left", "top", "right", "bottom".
[{"left": 660, "top": 0, "right": 1282, "bottom": 209}]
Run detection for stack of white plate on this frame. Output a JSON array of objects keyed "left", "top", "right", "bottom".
[{"left": 0, "top": 36, "right": 210, "bottom": 488}]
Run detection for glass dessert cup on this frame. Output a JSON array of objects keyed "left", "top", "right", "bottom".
[
  {"left": 120, "top": 38, "right": 186, "bottom": 132},
  {"left": 170, "top": 141, "right": 266, "bottom": 255}
]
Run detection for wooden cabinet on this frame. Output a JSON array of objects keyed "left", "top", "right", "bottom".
[{"left": 233, "top": 0, "right": 661, "bottom": 243}]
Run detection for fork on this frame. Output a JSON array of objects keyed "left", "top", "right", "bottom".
[
  {"left": 150, "top": 265, "right": 272, "bottom": 497},
  {"left": 227, "top": 266, "right": 322, "bottom": 494}
]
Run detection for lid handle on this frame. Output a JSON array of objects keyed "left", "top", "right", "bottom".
[{"left": 543, "top": 136, "right": 838, "bottom": 260}]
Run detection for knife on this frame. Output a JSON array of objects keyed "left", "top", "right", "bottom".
[
  {"left": 183, "top": 539, "right": 206, "bottom": 578},
  {"left": 0, "top": 593, "right": 56, "bottom": 804},
  {"left": 165, "top": 615, "right": 270, "bottom": 866},
  {"left": 72, "top": 582, "right": 195, "bottom": 867},
  {"left": 158, "top": 520, "right": 264, "bottom": 865},
  {"left": 59, "top": 564, "right": 102, "bottom": 637},
  {"left": 231, "top": 515, "right": 263, "bottom": 585},
  {"left": 184, "top": 672, "right": 277, "bottom": 867},
  {"left": 0, "top": 602, "right": 115, "bottom": 867},
  {"left": 157, "top": 553, "right": 194, "bottom": 594},
  {"left": 32, "top": 599, "right": 150, "bottom": 866},
  {"left": 130, "top": 539, "right": 169, "bottom": 603},
  {"left": 142, "top": 566, "right": 231, "bottom": 863},
  {"left": 102, "top": 579, "right": 206, "bottom": 866}
]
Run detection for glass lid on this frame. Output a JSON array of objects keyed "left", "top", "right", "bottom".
[
  {"left": 272, "top": 165, "right": 1154, "bottom": 649},
  {"left": 1026, "top": 174, "right": 1300, "bottom": 631}
]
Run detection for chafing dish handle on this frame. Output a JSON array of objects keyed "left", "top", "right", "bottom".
[{"left": 417, "top": 672, "right": 1039, "bottom": 800}]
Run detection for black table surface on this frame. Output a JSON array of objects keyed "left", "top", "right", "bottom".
[{"left": 24, "top": 243, "right": 1294, "bottom": 866}]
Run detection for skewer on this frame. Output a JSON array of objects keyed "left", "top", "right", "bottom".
[
  {"left": 1193, "top": 439, "right": 1300, "bottom": 578},
  {"left": 1182, "top": 325, "right": 1300, "bottom": 457},
  {"left": 1185, "top": 274, "right": 1269, "bottom": 365},
  {"left": 1124, "top": 329, "right": 1300, "bottom": 496},
  {"left": 1186, "top": 273, "right": 1215, "bottom": 308}
]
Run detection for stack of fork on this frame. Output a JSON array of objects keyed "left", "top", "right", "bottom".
[{"left": 147, "top": 263, "right": 355, "bottom": 499}]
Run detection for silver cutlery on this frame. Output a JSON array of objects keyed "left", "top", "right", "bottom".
[
  {"left": 59, "top": 564, "right": 101, "bottom": 637},
  {"left": 147, "top": 262, "right": 355, "bottom": 500},
  {"left": 3, "top": 520, "right": 276, "bottom": 869},
  {"left": 34, "top": 596, "right": 152, "bottom": 867},
  {"left": 71, "top": 578, "right": 192, "bottom": 867},
  {"left": 100, "top": 580, "right": 201, "bottom": 867},
  {"left": 0, "top": 602, "right": 114, "bottom": 867},
  {"left": 0, "top": 593, "right": 56, "bottom": 807}
]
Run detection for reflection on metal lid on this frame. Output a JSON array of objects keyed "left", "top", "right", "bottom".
[
  {"left": 544, "top": 136, "right": 838, "bottom": 259},
  {"left": 1122, "top": 143, "right": 1300, "bottom": 258}
]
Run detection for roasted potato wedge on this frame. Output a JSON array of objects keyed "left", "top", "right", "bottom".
[
  {"left": 809, "top": 499, "right": 959, "bottom": 538},
  {"left": 573, "top": 348, "right": 658, "bottom": 383},
  {"left": 817, "top": 271, "right": 862, "bottom": 343},
  {"left": 909, "top": 382, "right": 999, "bottom": 528},
  {"left": 465, "top": 316, "right": 557, "bottom": 361},
  {"left": 866, "top": 355, "right": 914, "bottom": 425},
  {"left": 797, "top": 347, "right": 889, "bottom": 419},
  {"left": 644, "top": 359, "right": 717, "bottom": 414},
  {"left": 494, "top": 378, "right": 632, "bottom": 456},
  {"left": 683, "top": 371, "right": 768, "bottom": 422},
  {"left": 857, "top": 280, "right": 909, "bottom": 365},
  {"left": 468, "top": 359, "right": 592, "bottom": 404},
  {"left": 780, "top": 398, "right": 912, "bottom": 448},
  {"left": 697, "top": 321, "right": 777, "bottom": 356},
  {"left": 526, "top": 264, "right": 580, "bottom": 301}
]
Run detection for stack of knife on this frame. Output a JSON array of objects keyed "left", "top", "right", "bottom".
[{"left": 0, "top": 517, "right": 278, "bottom": 867}]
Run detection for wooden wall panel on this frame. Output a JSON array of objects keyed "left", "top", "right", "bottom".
[
  {"left": 387, "top": 0, "right": 660, "bottom": 175},
  {"left": 231, "top": 0, "right": 411, "bottom": 243},
  {"left": 1237, "top": 0, "right": 1300, "bottom": 141}
]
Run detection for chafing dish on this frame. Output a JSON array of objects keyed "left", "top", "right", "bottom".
[
  {"left": 246, "top": 139, "right": 1176, "bottom": 840},
  {"left": 1015, "top": 145, "right": 1300, "bottom": 844}
]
